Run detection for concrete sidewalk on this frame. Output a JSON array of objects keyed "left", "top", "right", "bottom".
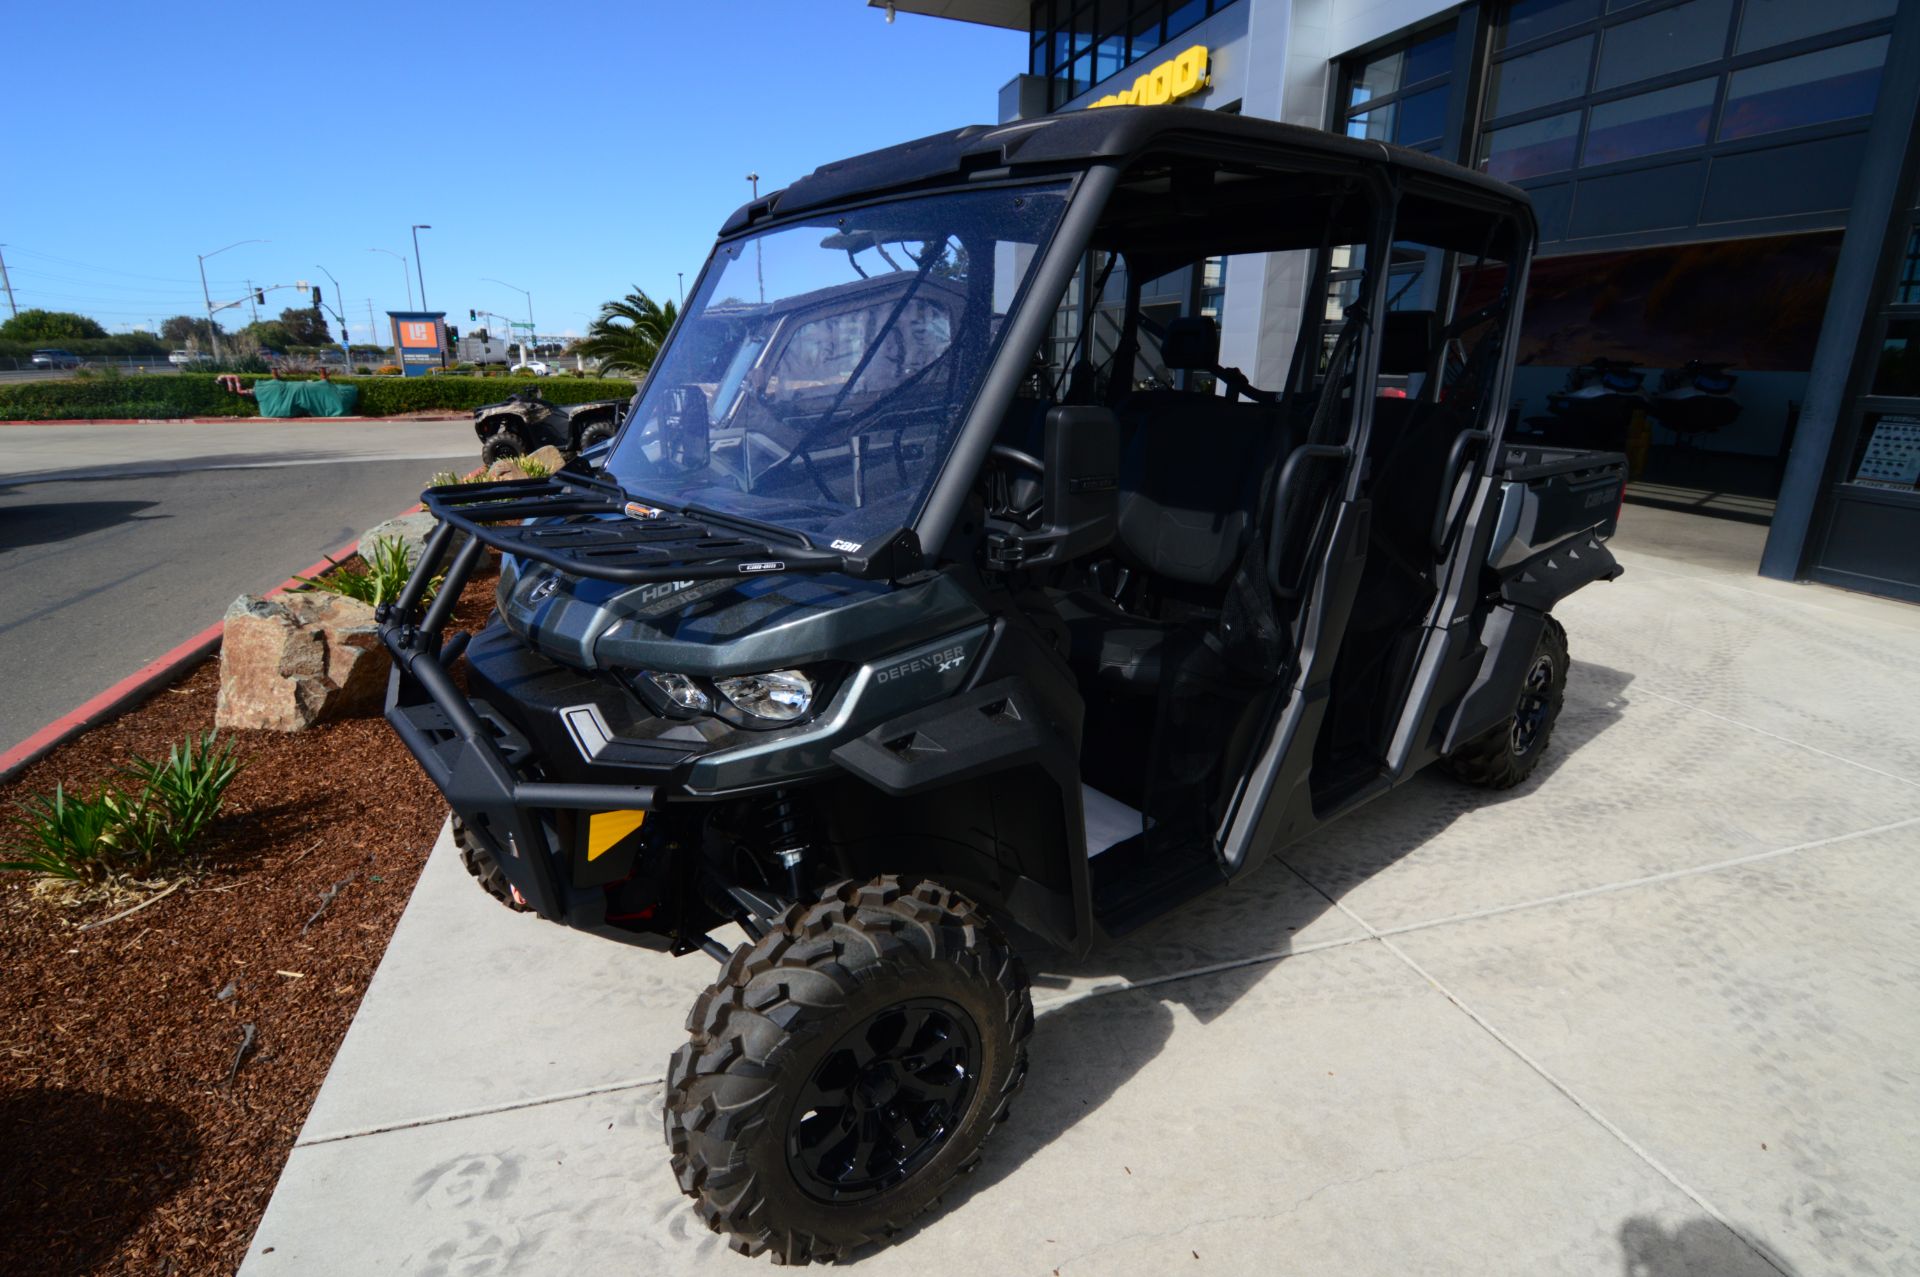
[{"left": 241, "top": 521, "right": 1920, "bottom": 1276}]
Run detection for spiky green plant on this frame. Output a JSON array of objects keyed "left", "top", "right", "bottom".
[
  {"left": 118, "top": 731, "right": 242, "bottom": 860},
  {"left": 298, "top": 536, "right": 438, "bottom": 608},
  {"left": 0, "top": 785, "right": 122, "bottom": 882}
]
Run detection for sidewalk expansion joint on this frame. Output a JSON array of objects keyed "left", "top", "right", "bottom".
[
  {"left": 1634, "top": 687, "right": 1919, "bottom": 791},
  {"left": 295, "top": 1075, "right": 663, "bottom": 1149},
  {"left": 1032, "top": 812, "right": 1920, "bottom": 1014},
  {"left": 1282, "top": 862, "right": 1799, "bottom": 1277}
]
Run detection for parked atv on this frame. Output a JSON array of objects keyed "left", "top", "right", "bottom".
[
  {"left": 381, "top": 108, "right": 1626, "bottom": 1264},
  {"left": 473, "top": 386, "right": 633, "bottom": 465}
]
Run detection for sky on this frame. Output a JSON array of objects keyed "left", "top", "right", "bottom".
[{"left": 0, "top": 2, "right": 1025, "bottom": 345}]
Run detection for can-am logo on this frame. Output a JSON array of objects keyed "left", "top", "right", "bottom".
[{"left": 830, "top": 539, "right": 862, "bottom": 553}]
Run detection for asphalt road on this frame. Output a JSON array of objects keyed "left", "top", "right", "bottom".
[{"left": 0, "top": 420, "right": 476, "bottom": 756}]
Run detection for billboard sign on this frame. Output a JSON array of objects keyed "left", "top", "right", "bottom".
[{"left": 387, "top": 311, "right": 447, "bottom": 377}]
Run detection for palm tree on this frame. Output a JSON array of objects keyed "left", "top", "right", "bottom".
[{"left": 575, "top": 287, "right": 677, "bottom": 377}]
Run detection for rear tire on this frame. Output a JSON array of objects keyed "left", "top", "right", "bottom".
[
  {"left": 576, "top": 418, "right": 617, "bottom": 451},
  {"left": 480, "top": 425, "right": 525, "bottom": 466},
  {"left": 1440, "top": 615, "right": 1569, "bottom": 789},
  {"left": 665, "top": 877, "right": 1031, "bottom": 1264},
  {"left": 451, "top": 815, "right": 530, "bottom": 912}
]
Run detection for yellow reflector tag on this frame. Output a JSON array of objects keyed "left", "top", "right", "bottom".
[{"left": 586, "top": 809, "right": 646, "bottom": 862}]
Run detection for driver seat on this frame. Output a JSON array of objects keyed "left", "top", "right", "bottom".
[{"left": 1060, "top": 320, "right": 1295, "bottom": 689}]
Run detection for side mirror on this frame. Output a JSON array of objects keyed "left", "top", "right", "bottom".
[
  {"left": 1017, "top": 405, "right": 1119, "bottom": 566},
  {"left": 662, "top": 385, "right": 711, "bottom": 469}
]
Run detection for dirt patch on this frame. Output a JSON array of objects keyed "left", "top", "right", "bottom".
[{"left": 0, "top": 565, "right": 498, "bottom": 1277}]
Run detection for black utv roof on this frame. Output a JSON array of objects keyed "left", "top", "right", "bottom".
[{"left": 723, "top": 106, "right": 1532, "bottom": 237}]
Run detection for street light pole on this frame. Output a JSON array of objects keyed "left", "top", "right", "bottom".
[
  {"left": 481, "top": 277, "right": 534, "bottom": 368},
  {"left": 315, "top": 264, "right": 350, "bottom": 367},
  {"left": 196, "top": 238, "right": 267, "bottom": 362},
  {"left": 369, "top": 248, "right": 413, "bottom": 309},
  {"left": 410, "top": 224, "right": 432, "bottom": 310},
  {"left": 746, "top": 173, "right": 764, "bottom": 304},
  {"left": 0, "top": 244, "right": 16, "bottom": 318},
  {"left": 677, "top": 271, "right": 685, "bottom": 308}
]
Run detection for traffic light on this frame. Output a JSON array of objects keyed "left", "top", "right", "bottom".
[
  {"left": 254, "top": 288, "right": 265, "bottom": 306},
  {"left": 312, "top": 286, "right": 323, "bottom": 309},
  {"left": 446, "top": 325, "right": 460, "bottom": 345},
  {"left": 469, "top": 309, "right": 477, "bottom": 322}
]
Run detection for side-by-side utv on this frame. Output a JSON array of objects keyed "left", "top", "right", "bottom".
[{"left": 378, "top": 107, "right": 1626, "bottom": 1264}]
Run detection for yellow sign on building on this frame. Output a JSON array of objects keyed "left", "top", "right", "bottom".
[{"left": 1088, "top": 45, "right": 1211, "bottom": 109}]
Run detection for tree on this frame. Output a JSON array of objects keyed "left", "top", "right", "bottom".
[
  {"left": 574, "top": 287, "right": 678, "bottom": 376},
  {"left": 278, "top": 306, "right": 331, "bottom": 346},
  {"left": 0, "top": 309, "right": 107, "bottom": 342},
  {"left": 160, "top": 315, "right": 224, "bottom": 346},
  {"left": 235, "top": 320, "right": 294, "bottom": 351}
]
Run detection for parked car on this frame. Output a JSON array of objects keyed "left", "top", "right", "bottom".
[
  {"left": 168, "top": 350, "right": 211, "bottom": 367},
  {"left": 30, "top": 349, "right": 81, "bottom": 369},
  {"left": 510, "top": 360, "right": 552, "bottom": 377},
  {"left": 381, "top": 107, "right": 1628, "bottom": 1263}
]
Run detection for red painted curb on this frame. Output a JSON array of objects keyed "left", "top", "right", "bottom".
[{"left": 0, "top": 509, "right": 426, "bottom": 782}]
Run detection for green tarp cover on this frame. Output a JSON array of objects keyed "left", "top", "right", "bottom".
[{"left": 252, "top": 380, "right": 359, "bottom": 417}]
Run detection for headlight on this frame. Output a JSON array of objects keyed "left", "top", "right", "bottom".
[
  {"left": 714, "top": 669, "right": 815, "bottom": 723},
  {"left": 645, "top": 671, "right": 711, "bottom": 713}
]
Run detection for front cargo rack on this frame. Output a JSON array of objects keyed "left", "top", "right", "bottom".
[{"left": 418, "top": 472, "right": 922, "bottom": 585}]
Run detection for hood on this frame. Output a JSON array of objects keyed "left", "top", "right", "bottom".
[{"left": 496, "top": 556, "right": 984, "bottom": 677}]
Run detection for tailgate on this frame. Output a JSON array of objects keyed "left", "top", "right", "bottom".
[{"left": 1485, "top": 445, "right": 1627, "bottom": 609}]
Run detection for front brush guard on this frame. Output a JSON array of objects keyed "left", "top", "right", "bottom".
[{"left": 378, "top": 514, "right": 659, "bottom": 925}]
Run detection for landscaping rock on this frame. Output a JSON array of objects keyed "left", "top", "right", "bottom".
[
  {"left": 358, "top": 512, "right": 444, "bottom": 565},
  {"left": 486, "top": 458, "right": 528, "bottom": 482},
  {"left": 524, "top": 445, "right": 566, "bottom": 474},
  {"left": 216, "top": 592, "right": 390, "bottom": 731}
]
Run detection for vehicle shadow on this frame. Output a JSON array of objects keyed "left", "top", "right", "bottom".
[
  {"left": 0, "top": 498, "right": 165, "bottom": 552},
  {"left": 899, "top": 658, "right": 1636, "bottom": 1251},
  {"left": 0, "top": 1087, "right": 200, "bottom": 1277},
  {"left": 1617, "top": 1213, "right": 1798, "bottom": 1276}
]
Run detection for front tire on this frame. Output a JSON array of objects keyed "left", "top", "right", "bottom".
[
  {"left": 451, "top": 815, "right": 530, "bottom": 912},
  {"left": 479, "top": 424, "right": 526, "bottom": 466},
  {"left": 665, "top": 877, "right": 1031, "bottom": 1264},
  {"left": 1441, "top": 615, "right": 1569, "bottom": 789}
]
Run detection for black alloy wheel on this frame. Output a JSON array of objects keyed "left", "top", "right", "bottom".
[
  {"left": 786, "top": 998, "right": 981, "bottom": 1203},
  {"left": 1510, "top": 651, "right": 1557, "bottom": 757}
]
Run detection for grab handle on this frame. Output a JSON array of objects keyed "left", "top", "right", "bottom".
[{"left": 1431, "top": 429, "right": 1490, "bottom": 559}]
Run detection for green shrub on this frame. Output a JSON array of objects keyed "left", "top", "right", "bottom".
[
  {"left": 0, "top": 372, "right": 635, "bottom": 421},
  {"left": 1, "top": 732, "right": 243, "bottom": 886},
  {"left": 298, "top": 536, "right": 439, "bottom": 607}
]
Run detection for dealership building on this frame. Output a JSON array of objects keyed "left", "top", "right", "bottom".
[{"left": 877, "top": 0, "right": 1920, "bottom": 601}]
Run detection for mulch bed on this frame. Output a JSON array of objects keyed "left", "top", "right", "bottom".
[{"left": 0, "top": 564, "right": 498, "bottom": 1277}]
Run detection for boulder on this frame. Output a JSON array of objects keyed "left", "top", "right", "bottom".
[
  {"left": 216, "top": 592, "right": 390, "bottom": 731},
  {"left": 486, "top": 458, "right": 528, "bottom": 482},
  {"left": 358, "top": 511, "right": 443, "bottom": 565},
  {"left": 524, "top": 445, "right": 567, "bottom": 475}
]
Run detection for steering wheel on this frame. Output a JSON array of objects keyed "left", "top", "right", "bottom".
[{"left": 989, "top": 443, "right": 1045, "bottom": 477}]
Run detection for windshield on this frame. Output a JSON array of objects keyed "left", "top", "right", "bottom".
[{"left": 604, "top": 183, "right": 1069, "bottom": 547}]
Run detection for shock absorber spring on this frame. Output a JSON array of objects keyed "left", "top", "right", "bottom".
[{"left": 759, "top": 789, "right": 810, "bottom": 901}]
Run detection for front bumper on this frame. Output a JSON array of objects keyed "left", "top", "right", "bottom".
[{"left": 378, "top": 524, "right": 672, "bottom": 942}]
